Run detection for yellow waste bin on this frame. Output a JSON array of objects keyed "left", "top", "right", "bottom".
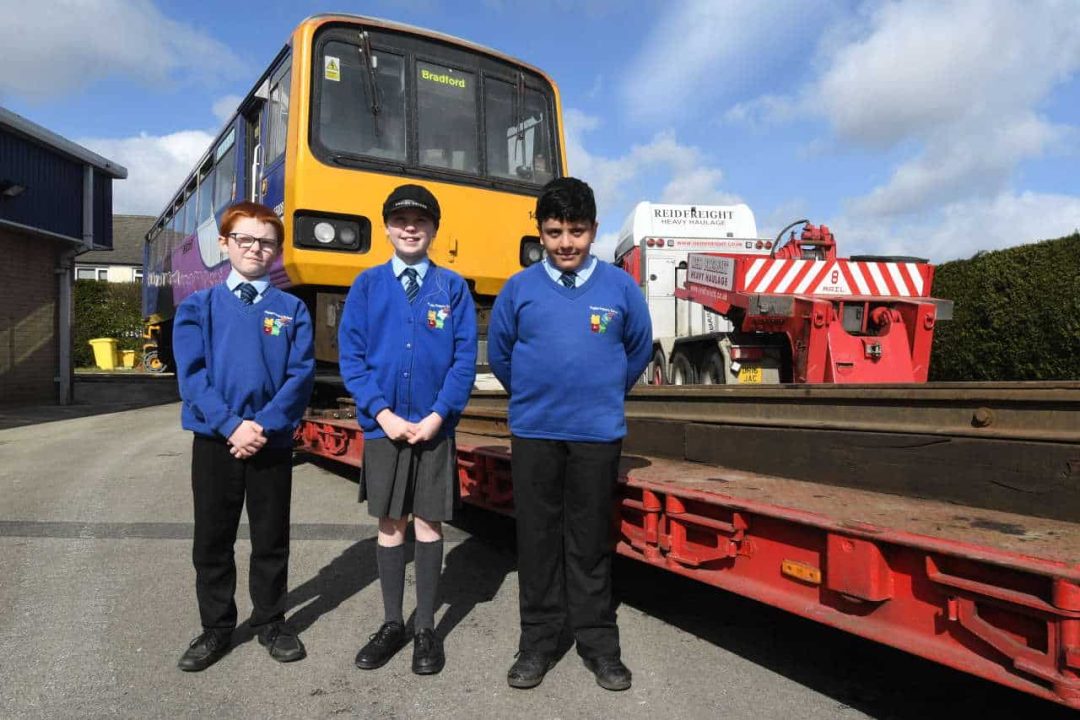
[
  {"left": 120, "top": 349, "right": 137, "bottom": 369},
  {"left": 88, "top": 338, "right": 119, "bottom": 370}
]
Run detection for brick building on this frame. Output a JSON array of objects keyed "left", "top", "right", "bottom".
[{"left": 0, "top": 106, "right": 127, "bottom": 405}]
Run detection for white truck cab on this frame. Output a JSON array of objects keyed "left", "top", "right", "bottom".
[{"left": 614, "top": 202, "right": 777, "bottom": 384}]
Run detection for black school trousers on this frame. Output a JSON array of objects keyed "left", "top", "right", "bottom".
[
  {"left": 191, "top": 436, "right": 293, "bottom": 631},
  {"left": 511, "top": 435, "right": 622, "bottom": 660}
]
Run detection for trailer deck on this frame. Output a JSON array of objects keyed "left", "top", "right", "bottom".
[{"left": 454, "top": 432, "right": 1080, "bottom": 710}]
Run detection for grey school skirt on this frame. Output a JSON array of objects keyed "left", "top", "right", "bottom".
[{"left": 361, "top": 435, "right": 458, "bottom": 521}]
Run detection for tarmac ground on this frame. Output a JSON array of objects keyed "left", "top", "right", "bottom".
[{"left": 0, "top": 378, "right": 1073, "bottom": 719}]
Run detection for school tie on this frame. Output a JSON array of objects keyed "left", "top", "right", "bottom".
[
  {"left": 559, "top": 271, "right": 576, "bottom": 289},
  {"left": 237, "top": 282, "right": 258, "bottom": 305},
  {"left": 402, "top": 268, "right": 420, "bottom": 303}
]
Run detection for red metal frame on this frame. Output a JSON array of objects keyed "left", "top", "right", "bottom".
[
  {"left": 296, "top": 420, "right": 1079, "bottom": 709},
  {"left": 454, "top": 438, "right": 1080, "bottom": 710},
  {"left": 295, "top": 416, "right": 364, "bottom": 467}
]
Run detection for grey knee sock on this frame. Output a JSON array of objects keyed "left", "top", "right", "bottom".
[
  {"left": 376, "top": 543, "right": 406, "bottom": 625},
  {"left": 414, "top": 539, "right": 444, "bottom": 631}
]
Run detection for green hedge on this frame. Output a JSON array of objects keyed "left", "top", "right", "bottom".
[
  {"left": 929, "top": 233, "right": 1080, "bottom": 381},
  {"left": 74, "top": 280, "right": 144, "bottom": 368}
]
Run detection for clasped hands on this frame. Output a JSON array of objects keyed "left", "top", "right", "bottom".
[
  {"left": 376, "top": 409, "right": 443, "bottom": 444},
  {"left": 227, "top": 419, "right": 267, "bottom": 459}
]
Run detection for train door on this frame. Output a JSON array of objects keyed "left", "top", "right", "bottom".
[{"left": 242, "top": 53, "right": 291, "bottom": 209}]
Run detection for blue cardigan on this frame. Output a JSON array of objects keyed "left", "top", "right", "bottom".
[
  {"left": 174, "top": 283, "right": 315, "bottom": 447},
  {"left": 338, "top": 261, "right": 477, "bottom": 439},
  {"left": 488, "top": 261, "right": 652, "bottom": 442}
]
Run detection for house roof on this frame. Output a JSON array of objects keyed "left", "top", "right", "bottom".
[{"left": 78, "top": 215, "right": 154, "bottom": 265}]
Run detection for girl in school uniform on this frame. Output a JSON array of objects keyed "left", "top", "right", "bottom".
[{"left": 338, "top": 184, "right": 477, "bottom": 675}]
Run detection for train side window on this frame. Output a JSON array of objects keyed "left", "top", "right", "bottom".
[
  {"left": 214, "top": 130, "right": 237, "bottom": 212},
  {"left": 416, "top": 61, "right": 477, "bottom": 174},
  {"left": 197, "top": 168, "right": 215, "bottom": 224},
  {"left": 265, "top": 63, "right": 292, "bottom": 165}
]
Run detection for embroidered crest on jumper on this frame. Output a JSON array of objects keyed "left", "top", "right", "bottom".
[
  {"left": 589, "top": 305, "right": 618, "bottom": 334},
  {"left": 426, "top": 303, "right": 451, "bottom": 330},
  {"left": 262, "top": 310, "right": 293, "bottom": 336}
]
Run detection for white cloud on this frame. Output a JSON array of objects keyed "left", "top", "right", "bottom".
[
  {"left": 78, "top": 130, "right": 216, "bottom": 215},
  {"left": 816, "top": 0, "right": 1080, "bottom": 148},
  {"left": 211, "top": 95, "right": 242, "bottom": 125},
  {"left": 831, "top": 191, "right": 1080, "bottom": 262},
  {"left": 0, "top": 0, "right": 244, "bottom": 100},
  {"left": 566, "top": 109, "right": 737, "bottom": 213},
  {"left": 849, "top": 113, "right": 1063, "bottom": 217},
  {"left": 566, "top": 108, "right": 740, "bottom": 259},
  {"left": 620, "top": 0, "right": 837, "bottom": 125},
  {"left": 722, "top": 0, "right": 1080, "bottom": 236}
]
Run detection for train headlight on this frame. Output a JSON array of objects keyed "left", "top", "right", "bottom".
[
  {"left": 313, "top": 222, "right": 336, "bottom": 244},
  {"left": 294, "top": 212, "right": 371, "bottom": 252},
  {"left": 520, "top": 237, "right": 543, "bottom": 267}
]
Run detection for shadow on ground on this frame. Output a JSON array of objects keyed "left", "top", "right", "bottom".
[{"left": 0, "top": 374, "right": 180, "bottom": 430}]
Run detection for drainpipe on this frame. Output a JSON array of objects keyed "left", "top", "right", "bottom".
[{"left": 56, "top": 165, "right": 94, "bottom": 405}]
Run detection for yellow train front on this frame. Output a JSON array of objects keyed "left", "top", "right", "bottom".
[{"left": 143, "top": 14, "right": 566, "bottom": 369}]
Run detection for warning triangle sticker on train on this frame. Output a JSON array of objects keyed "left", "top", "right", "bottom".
[{"left": 810, "top": 262, "right": 852, "bottom": 296}]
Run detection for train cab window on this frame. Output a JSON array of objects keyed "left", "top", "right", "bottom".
[
  {"left": 416, "top": 61, "right": 477, "bottom": 174},
  {"left": 484, "top": 78, "right": 554, "bottom": 184},
  {"left": 317, "top": 41, "right": 407, "bottom": 162}
]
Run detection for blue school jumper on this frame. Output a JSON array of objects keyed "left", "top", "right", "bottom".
[
  {"left": 174, "top": 283, "right": 315, "bottom": 448},
  {"left": 487, "top": 260, "right": 652, "bottom": 442},
  {"left": 338, "top": 260, "right": 478, "bottom": 439}
]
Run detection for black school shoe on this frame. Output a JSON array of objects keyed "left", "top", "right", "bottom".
[
  {"left": 411, "top": 628, "right": 445, "bottom": 675},
  {"left": 507, "top": 651, "right": 555, "bottom": 689},
  {"left": 355, "top": 621, "right": 409, "bottom": 669},
  {"left": 258, "top": 623, "right": 307, "bottom": 663},
  {"left": 583, "top": 655, "right": 632, "bottom": 691},
  {"left": 177, "top": 629, "right": 231, "bottom": 672}
]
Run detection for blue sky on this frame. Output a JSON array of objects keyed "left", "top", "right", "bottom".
[{"left": 2, "top": 0, "right": 1078, "bottom": 262}]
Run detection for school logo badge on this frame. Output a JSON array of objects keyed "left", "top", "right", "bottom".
[
  {"left": 589, "top": 306, "right": 618, "bottom": 334},
  {"left": 427, "top": 303, "right": 451, "bottom": 330},
  {"left": 263, "top": 310, "right": 293, "bottom": 336}
]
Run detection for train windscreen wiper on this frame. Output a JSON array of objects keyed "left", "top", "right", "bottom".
[{"left": 358, "top": 31, "right": 382, "bottom": 137}]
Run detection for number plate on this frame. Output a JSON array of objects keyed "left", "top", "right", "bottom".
[{"left": 737, "top": 366, "right": 762, "bottom": 384}]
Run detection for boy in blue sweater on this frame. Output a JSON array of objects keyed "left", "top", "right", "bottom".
[
  {"left": 488, "top": 177, "right": 652, "bottom": 691},
  {"left": 338, "top": 184, "right": 477, "bottom": 675},
  {"left": 173, "top": 201, "right": 315, "bottom": 671}
]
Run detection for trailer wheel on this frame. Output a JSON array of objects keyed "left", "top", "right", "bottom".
[
  {"left": 699, "top": 350, "right": 726, "bottom": 385},
  {"left": 670, "top": 352, "right": 696, "bottom": 385},
  {"left": 648, "top": 348, "right": 668, "bottom": 385}
]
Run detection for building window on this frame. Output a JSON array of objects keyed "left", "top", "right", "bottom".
[
  {"left": 76, "top": 266, "right": 108, "bottom": 281},
  {"left": 133, "top": 268, "right": 144, "bottom": 283}
]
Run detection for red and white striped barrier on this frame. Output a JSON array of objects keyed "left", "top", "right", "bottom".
[{"left": 738, "top": 258, "right": 932, "bottom": 297}]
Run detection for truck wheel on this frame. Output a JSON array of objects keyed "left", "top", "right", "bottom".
[
  {"left": 670, "top": 352, "right": 696, "bottom": 385},
  {"left": 648, "top": 348, "right": 668, "bottom": 385},
  {"left": 699, "top": 350, "right": 726, "bottom": 385}
]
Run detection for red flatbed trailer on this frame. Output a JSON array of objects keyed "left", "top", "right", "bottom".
[{"left": 297, "top": 416, "right": 1080, "bottom": 710}]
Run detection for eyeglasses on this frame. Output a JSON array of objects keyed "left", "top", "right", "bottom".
[{"left": 228, "top": 232, "right": 279, "bottom": 252}]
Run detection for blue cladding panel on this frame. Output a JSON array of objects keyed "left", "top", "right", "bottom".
[
  {"left": 0, "top": 130, "right": 85, "bottom": 239},
  {"left": 93, "top": 170, "right": 113, "bottom": 249}
]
